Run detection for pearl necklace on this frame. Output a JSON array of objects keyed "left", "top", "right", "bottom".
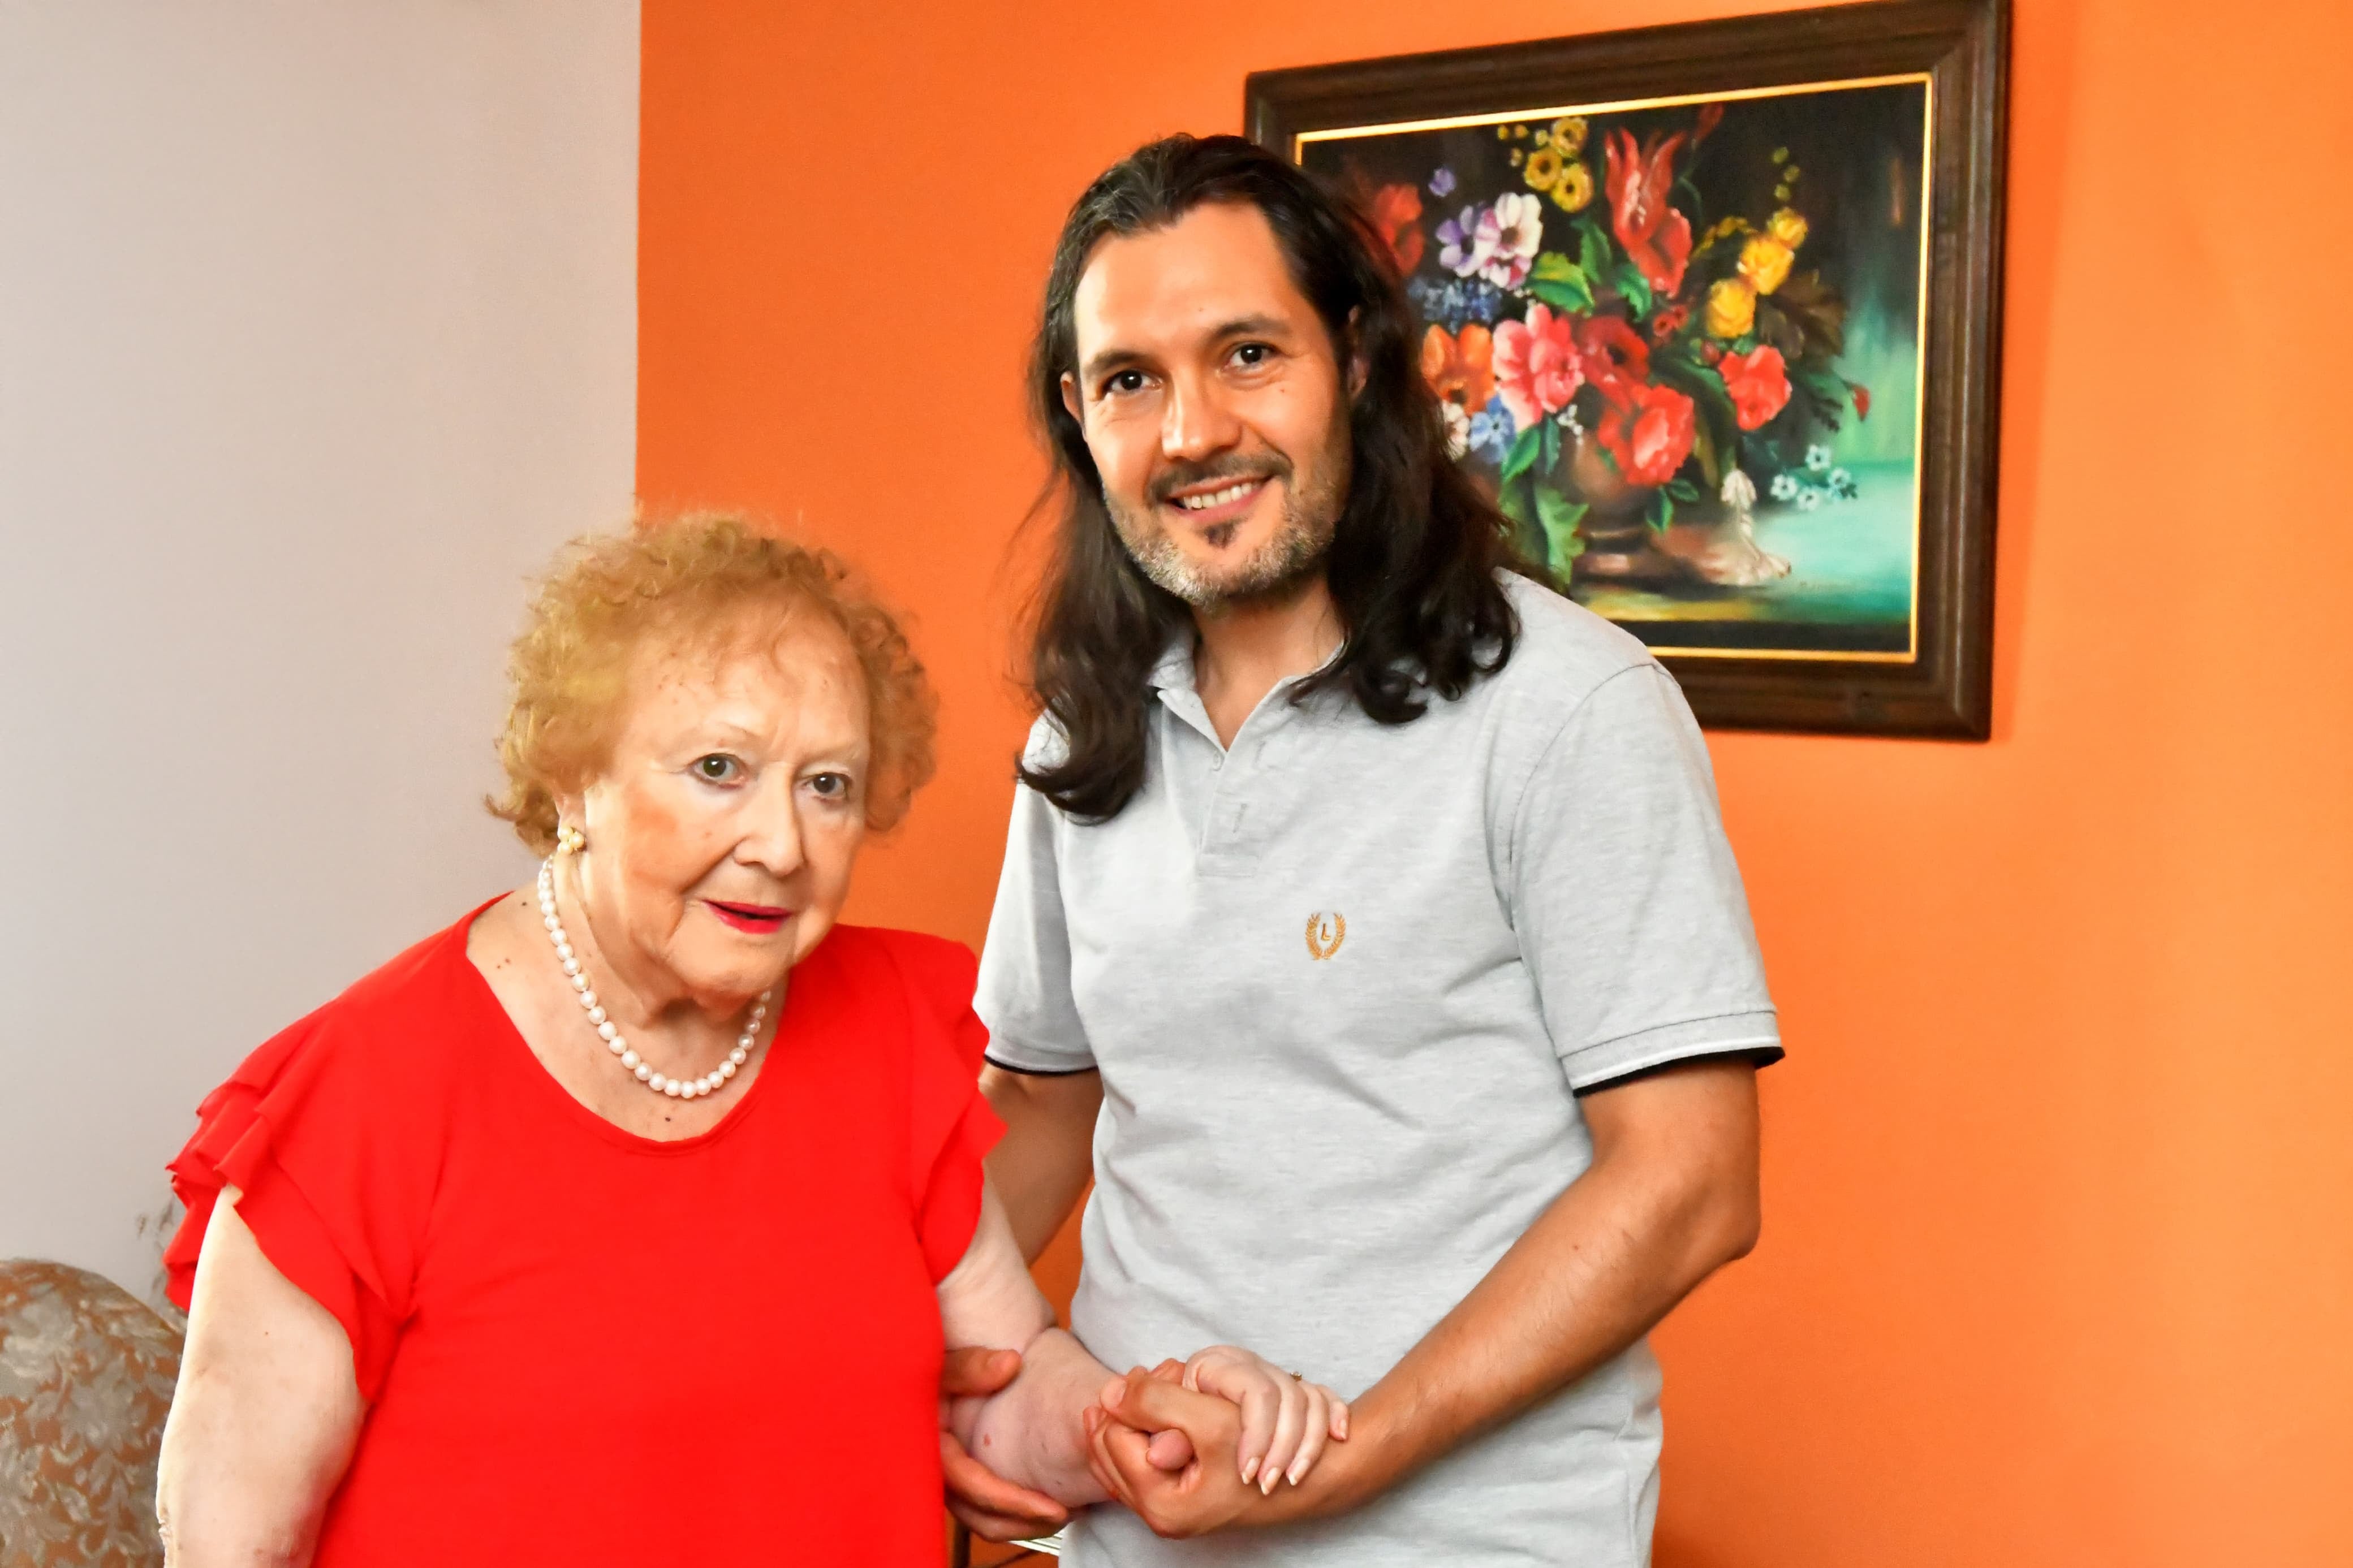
[{"left": 536, "top": 857, "right": 770, "bottom": 1101}]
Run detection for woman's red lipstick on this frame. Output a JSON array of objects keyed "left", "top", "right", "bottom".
[{"left": 706, "top": 900, "right": 791, "bottom": 934}]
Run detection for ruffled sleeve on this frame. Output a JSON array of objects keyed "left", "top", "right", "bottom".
[
  {"left": 878, "top": 932, "right": 1007, "bottom": 1282},
  {"left": 164, "top": 941, "right": 453, "bottom": 1401}
]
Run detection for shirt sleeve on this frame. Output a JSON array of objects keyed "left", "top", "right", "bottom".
[
  {"left": 1508, "top": 662, "right": 1782, "bottom": 1090},
  {"left": 972, "top": 728, "right": 1098, "bottom": 1074},
  {"left": 163, "top": 1003, "right": 436, "bottom": 1401},
  {"left": 884, "top": 933, "right": 1009, "bottom": 1282}
]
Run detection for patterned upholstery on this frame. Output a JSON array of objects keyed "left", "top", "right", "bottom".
[{"left": 0, "top": 1261, "right": 182, "bottom": 1567}]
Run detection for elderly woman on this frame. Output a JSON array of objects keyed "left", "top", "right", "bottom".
[{"left": 153, "top": 518, "right": 1342, "bottom": 1566}]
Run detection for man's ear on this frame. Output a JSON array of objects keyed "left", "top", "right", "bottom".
[
  {"left": 1061, "top": 371, "right": 1084, "bottom": 427},
  {"left": 1344, "top": 308, "right": 1368, "bottom": 400}
]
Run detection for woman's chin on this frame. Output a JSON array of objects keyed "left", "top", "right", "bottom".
[{"left": 673, "top": 941, "right": 803, "bottom": 1005}]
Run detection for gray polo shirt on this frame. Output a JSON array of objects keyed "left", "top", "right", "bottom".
[{"left": 976, "top": 573, "right": 1778, "bottom": 1568}]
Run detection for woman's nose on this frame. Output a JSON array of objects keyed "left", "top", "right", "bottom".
[{"left": 737, "top": 781, "right": 806, "bottom": 876}]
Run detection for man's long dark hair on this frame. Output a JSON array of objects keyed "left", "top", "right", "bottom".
[{"left": 1022, "top": 133, "right": 1536, "bottom": 821}]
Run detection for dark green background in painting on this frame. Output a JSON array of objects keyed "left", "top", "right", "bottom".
[{"left": 1301, "top": 79, "right": 1929, "bottom": 658}]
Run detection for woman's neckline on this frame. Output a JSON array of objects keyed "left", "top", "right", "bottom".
[{"left": 453, "top": 894, "right": 813, "bottom": 1156}]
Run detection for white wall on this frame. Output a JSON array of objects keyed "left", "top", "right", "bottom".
[{"left": 0, "top": 2, "right": 640, "bottom": 1302}]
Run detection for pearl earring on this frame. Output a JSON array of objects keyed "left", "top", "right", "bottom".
[{"left": 557, "top": 823, "right": 585, "bottom": 855}]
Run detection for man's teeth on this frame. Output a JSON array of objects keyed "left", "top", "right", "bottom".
[{"left": 1177, "top": 481, "right": 1259, "bottom": 511}]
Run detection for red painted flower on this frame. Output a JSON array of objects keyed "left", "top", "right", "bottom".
[
  {"left": 1851, "top": 382, "right": 1872, "bottom": 420},
  {"left": 1604, "top": 128, "right": 1692, "bottom": 297},
  {"left": 1595, "top": 379, "right": 1697, "bottom": 488},
  {"left": 1367, "top": 183, "right": 1425, "bottom": 277},
  {"left": 1649, "top": 302, "right": 1691, "bottom": 341},
  {"left": 1492, "top": 303, "right": 1584, "bottom": 429},
  {"left": 1575, "top": 314, "right": 1651, "bottom": 396},
  {"left": 1717, "top": 344, "right": 1792, "bottom": 430}
]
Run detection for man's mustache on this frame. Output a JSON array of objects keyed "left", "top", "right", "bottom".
[{"left": 1148, "top": 453, "right": 1291, "bottom": 507}]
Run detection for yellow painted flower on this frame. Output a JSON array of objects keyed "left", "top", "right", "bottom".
[
  {"left": 1549, "top": 115, "right": 1589, "bottom": 158},
  {"left": 1707, "top": 277, "right": 1757, "bottom": 339},
  {"left": 1766, "top": 207, "right": 1809, "bottom": 248},
  {"left": 1739, "top": 235, "right": 1795, "bottom": 295},
  {"left": 1550, "top": 162, "right": 1594, "bottom": 212},
  {"left": 1524, "top": 148, "right": 1564, "bottom": 191},
  {"left": 1496, "top": 124, "right": 1512, "bottom": 140}
]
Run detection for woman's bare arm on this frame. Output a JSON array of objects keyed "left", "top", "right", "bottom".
[
  {"left": 156, "top": 1192, "right": 364, "bottom": 1567},
  {"left": 936, "top": 1180, "right": 1116, "bottom": 1506}
]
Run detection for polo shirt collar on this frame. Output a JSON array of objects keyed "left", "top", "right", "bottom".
[
  {"left": 1147, "top": 637, "right": 1196, "bottom": 694},
  {"left": 1144, "top": 633, "right": 1348, "bottom": 698}
]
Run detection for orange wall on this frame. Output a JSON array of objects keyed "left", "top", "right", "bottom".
[{"left": 639, "top": 2, "right": 2353, "bottom": 1561}]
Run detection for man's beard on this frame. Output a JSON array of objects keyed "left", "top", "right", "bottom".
[{"left": 1105, "top": 442, "right": 1349, "bottom": 615}]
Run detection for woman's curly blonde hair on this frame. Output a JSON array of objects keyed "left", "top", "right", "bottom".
[{"left": 489, "top": 515, "right": 937, "bottom": 853}]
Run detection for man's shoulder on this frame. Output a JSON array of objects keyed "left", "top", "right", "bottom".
[
  {"left": 1018, "top": 711, "right": 1070, "bottom": 771},
  {"left": 1480, "top": 570, "right": 1661, "bottom": 713}
]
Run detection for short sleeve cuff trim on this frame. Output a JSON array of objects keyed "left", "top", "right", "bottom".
[
  {"left": 980, "top": 1033, "right": 1098, "bottom": 1076},
  {"left": 1559, "top": 1009, "right": 1782, "bottom": 1092}
]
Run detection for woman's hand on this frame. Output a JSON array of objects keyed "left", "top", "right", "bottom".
[
  {"left": 1083, "top": 1368, "right": 1352, "bottom": 1539},
  {"left": 1149, "top": 1346, "right": 1348, "bottom": 1493},
  {"left": 1083, "top": 1345, "right": 1349, "bottom": 1529},
  {"left": 939, "top": 1345, "right": 1070, "bottom": 1541}
]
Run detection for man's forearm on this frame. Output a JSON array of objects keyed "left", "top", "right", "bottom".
[
  {"left": 979, "top": 1066, "right": 1102, "bottom": 1262},
  {"left": 1287, "top": 1066, "right": 1762, "bottom": 1519},
  {"left": 954, "top": 1327, "right": 1117, "bottom": 1507}
]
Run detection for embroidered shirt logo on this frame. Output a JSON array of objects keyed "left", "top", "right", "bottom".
[{"left": 1304, "top": 911, "right": 1346, "bottom": 961}]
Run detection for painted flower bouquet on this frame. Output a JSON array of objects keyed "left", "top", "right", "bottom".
[{"left": 1379, "top": 109, "right": 1872, "bottom": 588}]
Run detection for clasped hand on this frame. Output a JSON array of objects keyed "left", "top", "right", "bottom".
[
  {"left": 941, "top": 1343, "right": 1348, "bottom": 1541},
  {"left": 1083, "top": 1346, "right": 1350, "bottom": 1539}
]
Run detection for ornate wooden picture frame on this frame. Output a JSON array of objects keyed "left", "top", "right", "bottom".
[{"left": 1248, "top": 0, "right": 2008, "bottom": 738}]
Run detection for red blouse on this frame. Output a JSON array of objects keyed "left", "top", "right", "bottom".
[{"left": 165, "top": 905, "right": 1002, "bottom": 1566}]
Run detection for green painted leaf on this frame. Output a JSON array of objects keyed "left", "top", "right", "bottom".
[
  {"left": 1525, "top": 255, "right": 1595, "bottom": 316},
  {"left": 1535, "top": 484, "right": 1589, "bottom": 579},
  {"left": 1529, "top": 278, "right": 1593, "bottom": 314},
  {"left": 1498, "top": 470, "right": 1533, "bottom": 524},
  {"left": 1613, "top": 260, "right": 1653, "bottom": 317},
  {"left": 1794, "top": 365, "right": 1847, "bottom": 430},
  {"left": 1578, "top": 222, "right": 1614, "bottom": 286},
  {"left": 1647, "top": 489, "right": 1677, "bottom": 534},
  {"left": 1498, "top": 424, "right": 1544, "bottom": 485},
  {"left": 1667, "top": 477, "right": 1701, "bottom": 502},
  {"left": 1539, "top": 417, "right": 1562, "bottom": 477},
  {"left": 1497, "top": 469, "right": 1546, "bottom": 562}
]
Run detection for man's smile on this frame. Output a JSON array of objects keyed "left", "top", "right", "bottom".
[{"left": 1161, "top": 474, "right": 1270, "bottom": 533}]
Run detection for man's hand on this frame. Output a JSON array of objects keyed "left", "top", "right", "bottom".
[
  {"left": 1083, "top": 1369, "right": 1346, "bottom": 1539},
  {"left": 940, "top": 1346, "right": 1068, "bottom": 1541},
  {"left": 1093, "top": 1060, "right": 1763, "bottom": 1537}
]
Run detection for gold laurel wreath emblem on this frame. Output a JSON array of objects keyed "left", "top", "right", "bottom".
[{"left": 1304, "top": 911, "right": 1346, "bottom": 961}]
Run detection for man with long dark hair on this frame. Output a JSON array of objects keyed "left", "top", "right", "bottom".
[{"left": 966, "top": 135, "right": 1781, "bottom": 1565}]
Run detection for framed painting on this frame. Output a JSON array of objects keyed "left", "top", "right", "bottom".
[{"left": 1248, "top": 0, "right": 2008, "bottom": 738}]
